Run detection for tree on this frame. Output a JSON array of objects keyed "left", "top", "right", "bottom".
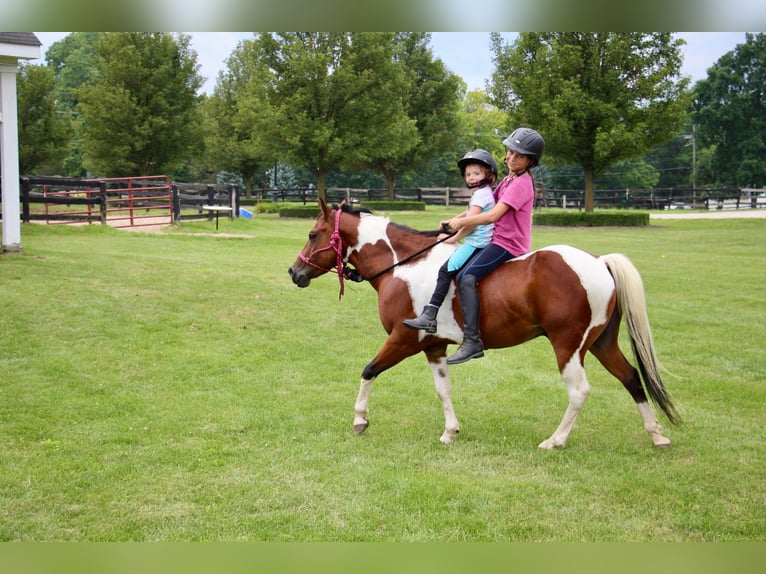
[
  {"left": 35, "top": 33, "right": 102, "bottom": 176},
  {"left": 206, "top": 39, "right": 273, "bottom": 198},
  {"left": 489, "top": 33, "right": 690, "bottom": 211},
  {"left": 44, "top": 32, "right": 102, "bottom": 112},
  {"left": 17, "top": 62, "right": 70, "bottom": 175},
  {"left": 693, "top": 33, "right": 766, "bottom": 187},
  {"left": 366, "top": 33, "right": 461, "bottom": 199},
  {"left": 246, "top": 32, "right": 415, "bottom": 202},
  {"left": 75, "top": 33, "right": 204, "bottom": 177}
]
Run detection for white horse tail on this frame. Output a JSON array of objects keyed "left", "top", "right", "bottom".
[{"left": 601, "top": 253, "right": 680, "bottom": 423}]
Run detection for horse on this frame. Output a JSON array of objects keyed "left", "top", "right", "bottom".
[{"left": 288, "top": 199, "right": 679, "bottom": 449}]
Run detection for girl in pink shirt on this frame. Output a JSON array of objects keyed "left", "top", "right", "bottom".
[{"left": 441, "top": 127, "right": 545, "bottom": 365}]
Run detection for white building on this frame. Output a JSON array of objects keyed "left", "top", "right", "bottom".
[{"left": 1, "top": 32, "right": 41, "bottom": 253}]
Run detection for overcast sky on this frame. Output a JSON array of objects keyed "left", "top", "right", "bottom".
[{"left": 33, "top": 32, "right": 750, "bottom": 95}]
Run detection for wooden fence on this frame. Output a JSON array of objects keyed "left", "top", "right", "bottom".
[
  {"left": 15, "top": 177, "right": 240, "bottom": 227},
  {"left": 256, "top": 185, "right": 766, "bottom": 211},
  {"left": 10, "top": 178, "right": 765, "bottom": 228}
]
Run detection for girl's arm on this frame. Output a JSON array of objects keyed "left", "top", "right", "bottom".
[
  {"left": 443, "top": 204, "right": 482, "bottom": 243},
  {"left": 443, "top": 201, "right": 509, "bottom": 232}
]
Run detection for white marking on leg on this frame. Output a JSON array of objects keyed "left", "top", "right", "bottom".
[
  {"left": 353, "top": 377, "right": 374, "bottom": 433},
  {"left": 429, "top": 358, "right": 459, "bottom": 444},
  {"left": 539, "top": 358, "right": 591, "bottom": 449},
  {"left": 636, "top": 401, "right": 671, "bottom": 447}
]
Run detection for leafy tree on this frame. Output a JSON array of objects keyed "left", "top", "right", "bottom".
[
  {"left": 365, "top": 33, "right": 461, "bottom": 199},
  {"left": 36, "top": 32, "right": 102, "bottom": 176},
  {"left": 693, "top": 33, "right": 766, "bottom": 187},
  {"left": 454, "top": 90, "right": 508, "bottom": 178},
  {"left": 206, "top": 39, "right": 274, "bottom": 198},
  {"left": 245, "top": 32, "right": 415, "bottom": 202},
  {"left": 75, "top": 33, "right": 204, "bottom": 177},
  {"left": 489, "top": 33, "right": 690, "bottom": 211},
  {"left": 44, "top": 32, "right": 102, "bottom": 112},
  {"left": 17, "top": 62, "right": 70, "bottom": 175}
]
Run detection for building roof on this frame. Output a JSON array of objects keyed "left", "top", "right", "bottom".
[
  {"left": 0, "top": 32, "right": 42, "bottom": 61},
  {"left": 0, "top": 32, "right": 41, "bottom": 47}
]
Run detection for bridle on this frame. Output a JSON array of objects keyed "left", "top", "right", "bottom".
[
  {"left": 297, "top": 207, "right": 456, "bottom": 300},
  {"left": 298, "top": 208, "right": 349, "bottom": 299}
]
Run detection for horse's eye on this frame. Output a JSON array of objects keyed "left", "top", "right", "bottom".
[{"left": 308, "top": 232, "right": 317, "bottom": 241}]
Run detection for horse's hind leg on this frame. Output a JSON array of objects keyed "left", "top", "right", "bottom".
[
  {"left": 539, "top": 355, "right": 591, "bottom": 449},
  {"left": 589, "top": 328, "right": 671, "bottom": 448}
]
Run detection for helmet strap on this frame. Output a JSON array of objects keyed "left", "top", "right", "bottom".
[{"left": 466, "top": 177, "right": 491, "bottom": 190}]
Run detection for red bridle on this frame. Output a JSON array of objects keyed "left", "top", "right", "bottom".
[{"left": 298, "top": 208, "right": 348, "bottom": 299}]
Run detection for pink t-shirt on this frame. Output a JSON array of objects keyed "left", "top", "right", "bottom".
[{"left": 491, "top": 172, "right": 534, "bottom": 256}]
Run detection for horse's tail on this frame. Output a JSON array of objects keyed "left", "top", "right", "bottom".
[{"left": 602, "top": 253, "right": 680, "bottom": 424}]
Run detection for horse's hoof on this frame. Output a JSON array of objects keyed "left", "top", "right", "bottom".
[
  {"left": 439, "top": 429, "right": 459, "bottom": 444},
  {"left": 653, "top": 437, "right": 671, "bottom": 448},
  {"left": 353, "top": 422, "right": 369, "bottom": 435},
  {"left": 538, "top": 438, "right": 565, "bottom": 450}
]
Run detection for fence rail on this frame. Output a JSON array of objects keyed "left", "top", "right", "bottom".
[
  {"left": 256, "top": 185, "right": 766, "bottom": 211},
  {"left": 10, "top": 178, "right": 766, "bottom": 228},
  {"left": 16, "top": 177, "right": 240, "bottom": 227}
]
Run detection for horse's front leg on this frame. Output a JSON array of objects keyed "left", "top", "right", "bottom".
[
  {"left": 427, "top": 353, "right": 460, "bottom": 444},
  {"left": 353, "top": 376, "right": 374, "bottom": 434}
]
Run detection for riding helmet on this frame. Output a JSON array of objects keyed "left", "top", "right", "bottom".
[
  {"left": 457, "top": 149, "right": 498, "bottom": 178},
  {"left": 503, "top": 128, "right": 545, "bottom": 166}
]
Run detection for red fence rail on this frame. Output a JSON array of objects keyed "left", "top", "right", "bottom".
[{"left": 20, "top": 176, "right": 173, "bottom": 228}]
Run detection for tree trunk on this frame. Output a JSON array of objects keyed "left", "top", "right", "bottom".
[
  {"left": 385, "top": 171, "right": 396, "bottom": 201},
  {"left": 584, "top": 166, "right": 595, "bottom": 212}
]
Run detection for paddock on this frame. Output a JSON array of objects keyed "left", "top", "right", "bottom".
[{"left": 0, "top": 212, "right": 763, "bottom": 542}]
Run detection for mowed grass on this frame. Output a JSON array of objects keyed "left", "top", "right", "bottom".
[{"left": 0, "top": 211, "right": 764, "bottom": 541}]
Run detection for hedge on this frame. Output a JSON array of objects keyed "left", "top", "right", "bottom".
[
  {"left": 533, "top": 210, "right": 650, "bottom": 227},
  {"left": 357, "top": 200, "right": 426, "bottom": 211}
]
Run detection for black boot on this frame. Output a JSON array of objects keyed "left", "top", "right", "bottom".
[
  {"left": 447, "top": 275, "right": 484, "bottom": 364},
  {"left": 403, "top": 304, "right": 438, "bottom": 333}
]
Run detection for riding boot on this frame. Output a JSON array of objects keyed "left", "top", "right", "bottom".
[
  {"left": 447, "top": 275, "right": 484, "bottom": 364},
  {"left": 403, "top": 304, "right": 439, "bottom": 333}
]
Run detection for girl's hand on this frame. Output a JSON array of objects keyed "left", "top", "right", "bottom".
[{"left": 441, "top": 218, "right": 461, "bottom": 234}]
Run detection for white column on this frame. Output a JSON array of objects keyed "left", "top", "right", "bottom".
[{"left": 1, "top": 62, "right": 21, "bottom": 252}]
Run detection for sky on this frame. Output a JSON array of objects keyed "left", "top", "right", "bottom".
[{"left": 32, "top": 32, "right": 750, "bottom": 95}]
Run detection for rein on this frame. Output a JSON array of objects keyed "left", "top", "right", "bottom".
[{"left": 298, "top": 208, "right": 456, "bottom": 299}]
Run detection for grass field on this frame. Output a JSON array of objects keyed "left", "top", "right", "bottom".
[{"left": 1, "top": 210, "right": 764, "bottom": 541}]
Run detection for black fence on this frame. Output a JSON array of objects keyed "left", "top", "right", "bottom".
[
  {"left": 14, "top": 176, "right": 240, "bottom": 227},
  {"left": 255, "top": 185, "right": 766, "bottom": 211}
]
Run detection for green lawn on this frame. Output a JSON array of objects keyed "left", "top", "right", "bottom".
[{"left": 1, "top": 211, "right": 764, "bottom": 541}]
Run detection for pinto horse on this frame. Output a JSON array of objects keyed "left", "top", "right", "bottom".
[{"left": 288, "top": 200, "right": 678, "bottom": 449}]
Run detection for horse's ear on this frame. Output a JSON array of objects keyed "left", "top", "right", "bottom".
[
  {"left": 319, "top": 197, "right": 330, "bottom": 219},
  {"left": 339, "top": 198, "right": 348, "bottom": 208}
]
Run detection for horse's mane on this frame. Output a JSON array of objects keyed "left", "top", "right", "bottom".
[
  {"left": 338, "top": 203, "right": 372, "bottom": 216},
  {"left": 337, "top": 202, "right": 441, "bottom": 238}
]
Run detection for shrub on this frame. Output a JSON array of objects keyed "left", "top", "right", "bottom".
[{"left": 533, "top": 210, "right": 649, "bottom": 227}]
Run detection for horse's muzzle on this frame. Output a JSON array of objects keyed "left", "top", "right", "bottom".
[{"left": 288, "top": 266, "right": 310, "bottom": 288}]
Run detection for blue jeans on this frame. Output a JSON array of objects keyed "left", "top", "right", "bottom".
[{"left": 456, "top": 243, "right": 514, "bottom": 283}]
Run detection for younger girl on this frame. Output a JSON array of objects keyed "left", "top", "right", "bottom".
[{"left": 403, "top": 149, "right": 497, "bottom": 334}]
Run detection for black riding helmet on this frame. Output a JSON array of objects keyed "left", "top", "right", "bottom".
[
  {"left": 457, "top": 149, "right": 498, "bottom": 178},
  {"left": 503, "top": 128, "right": 545, "bottom": 167}
]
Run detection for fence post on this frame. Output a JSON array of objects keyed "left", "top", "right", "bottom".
[
  {"left": 172, "top": 184, "right": 180, "bottom": 223},
  {"left": 99, "top": 181, "right": 107, "bottom": 224},
  {"left": 20, "top": 177, "right": 30, "bottom": 223},
  {"left": 229, "top": 184, "right": 237, "bottom": 219}
]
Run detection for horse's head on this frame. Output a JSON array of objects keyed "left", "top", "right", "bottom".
[{"left": 288, "top": 198, "right": 350, "bottom": 291}]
